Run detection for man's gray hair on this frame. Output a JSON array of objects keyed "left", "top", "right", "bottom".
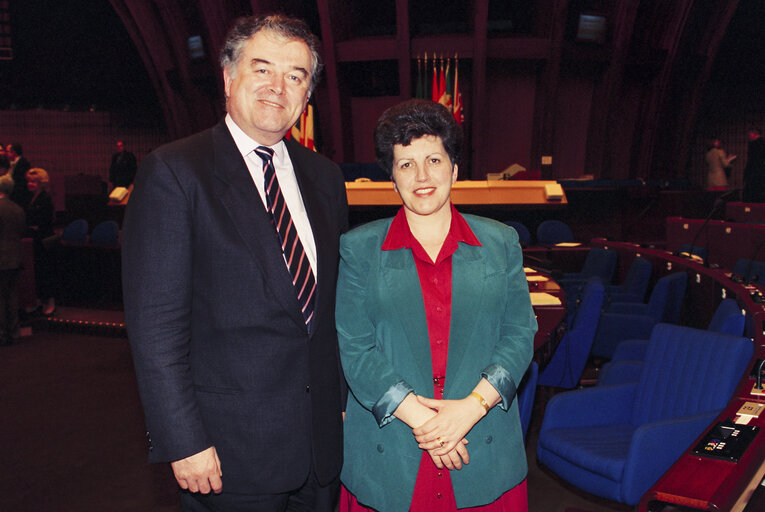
[{"left": 219, "top": 14, "right": 323, "bottom": 96}]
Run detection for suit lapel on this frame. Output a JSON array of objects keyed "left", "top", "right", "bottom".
[
  {"left": 285, "top": 139, "right": 333, "bottom": 336},
  {"left": 445, "top": 243, "right": 486, "bottom": 389},
  {"left": 381, "top": 248, "right": 434, "bottom": 391},
  {"left": 211, "top": 122, "right": 305, "bottom": 329}
]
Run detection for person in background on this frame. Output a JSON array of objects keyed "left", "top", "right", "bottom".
[
  {"left": 24, "top": 168, "right": 56, "bottom": 316},
  {"left": 6, "top": 143, "right": 32, "bottom": 209},
  {"left": 337, "top": 99, "right": 537, "bottom": 512},
  {"left": 705, "top": 137, "right": 735, "bottom": 190},
  {"left": 109, "top": 140, "right": 138, "bottom": 189},
  {"left": 122, "top": 14, "right": 348, "bottom": 512},
  {"left": 743, "top": 128, "right": 765, "bottom": 202},
  {"left": 0, "top": 174, "right": 27, "bottom": 345}
]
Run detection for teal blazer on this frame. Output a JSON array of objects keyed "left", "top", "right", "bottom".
[{"left": 337, "top": 213, "right": 537, "bottom": 512}]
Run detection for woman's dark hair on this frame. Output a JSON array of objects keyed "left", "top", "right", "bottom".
[{"left": 374, "top": 99, "right": 462, "bottom": 176}]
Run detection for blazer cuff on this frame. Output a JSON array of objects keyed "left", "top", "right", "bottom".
[
  {"left": 373, "top": 380, "right": 414, "bottom": 427},
  {"left": 481, "top": 363, "right": 517, "bottom": 411}
]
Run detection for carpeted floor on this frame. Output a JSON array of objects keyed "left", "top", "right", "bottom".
[{"left": 0, "top": 329, "right": 633, "bottom": 512}]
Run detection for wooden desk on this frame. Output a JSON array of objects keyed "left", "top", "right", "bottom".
[
  {"left": 589, "top": 239, "right": 765, "bottom": 511},
  {"left": 524, "top": 264, "right": 566, "bottom": 363},
  {"left": 345, "top": 180, "right": 567, "bottom": 206}
]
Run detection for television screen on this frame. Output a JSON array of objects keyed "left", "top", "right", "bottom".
[{"left": 576, "top": 13, "right": 607, "bottom": 44}]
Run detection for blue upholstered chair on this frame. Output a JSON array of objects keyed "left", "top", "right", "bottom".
[
  {"left": 590, "top": 272, "right": 687, "bottom": 359},
  {"left": 61, "top": 218, "right": 89, "bottom": 243},
  {"left": 557, "top": 248, "right": 618, "bottom": 298},
  {"left": 89, "top": 220, "right": 119, "bottom": 246},
  {"left": 517, "top": 361, "right": 538, "bottom": 442},
  {"left": 604, "top": 256, "right": 653, "bottom": 304},
  {"left": 598, "top": 298, "right": 746, "bottom": 386},
  {"left": 538, "top": 280, "right": 605, "bottom": 389},
  {"left": 733, "top": 258, "right": 765, "bottom": 284},
  {"left": 536, "top": 219, "right": 574, "bottom": 245},
  {"left": 537, "top": 324, "right": 753, "bottom": 506},
  {"left": 503, "top": 220, "right": 531, "bottom": 246}
]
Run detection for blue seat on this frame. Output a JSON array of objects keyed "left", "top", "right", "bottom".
[
  {"left": 89, "top": 220, "right": 119, "bottom": 246},
  {"left": 503, "top": 220, "right": 531, "bottom": 246},
  {"left": 537, "top": 324, "right": 753, "bottom": 505},
  {"left": 538, "top": 280, "right": 605, "bottom": 389},
  {"left": 598, "top": 298, "right": 746, "bottom": 386},
  {"left": 590, "top": 272, "right": 687, "bottom": 359},
  {"left": 536, "top": 219, "right": 574, "bottom": 245},
  {"left": 557, "top": 248, "right": 618, "bottom": 300},
  {"left": 61, "top": 219, "right": 89, "bottom": 243},
  {"left": 604, "top": 256, "right": 653, "bottom": 304},
  {"left": 517, "top": 361, "right": 538, "bottom": 442}
]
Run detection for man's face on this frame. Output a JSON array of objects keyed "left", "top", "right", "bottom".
[
  {"left": 223, "top": 30, "right": 312, "bottom": 146},
  {"left": 6, "top": 145, "right": 16, "bottom": 160},
  {"left": 116, "top": 141, "right": 124, "bottom": 152}
]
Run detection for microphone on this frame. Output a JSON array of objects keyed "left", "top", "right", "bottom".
[{"left": 679, "top": 190, "right": 737, "bottom": 266}]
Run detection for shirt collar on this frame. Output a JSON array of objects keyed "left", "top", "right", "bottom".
[
  {"left": 382, "top": 203, "right": 481, "bottom": 257},
  {"left": 225, "top": 113, "right": 285, "bottom": 163}
]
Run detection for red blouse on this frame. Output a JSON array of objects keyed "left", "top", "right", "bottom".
[{"left": 341, "top": 205, "right": 527, "bottom": 512}]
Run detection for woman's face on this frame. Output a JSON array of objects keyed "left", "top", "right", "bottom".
[{"left": 391, "top": 135, "right": 457, "bottom": 220}]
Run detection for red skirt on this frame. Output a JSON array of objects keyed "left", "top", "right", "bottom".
[{"left": 340, "top": 451, "right": 528, "bottom": 512}]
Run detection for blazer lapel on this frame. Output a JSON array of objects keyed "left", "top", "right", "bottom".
[
  {"left": 445, "top": 243, "right": 486, "bottom": 389},
  {"left": 381, "top": 248, "right": 434, "bottom": 392},
  {"left": 211, "top": 122, "right": 305, "bottom": 329},
  {"left": 285, "top": 139, "right": 334, "bottom": 336}
]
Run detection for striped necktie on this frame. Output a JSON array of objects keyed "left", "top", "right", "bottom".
[{"left": 254, "top": 146, "right": 316, "bottom": 328}]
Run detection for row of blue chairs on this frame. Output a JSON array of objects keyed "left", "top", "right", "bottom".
[
  {"left": 504, "top": 219, "right": 574, "bottom": 246},
  {"left": 61, "top": 219, "right": 119, "bottom": 246},
  {"left": 532, "top": 248, "right": 752, "bottom": 506}
]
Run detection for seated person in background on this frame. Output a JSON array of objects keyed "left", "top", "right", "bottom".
[
  {"left": 0, "top": 174, "right": 27, "bottom": 345},
  {"left": 25, "top": 168, "right": 56, "bottom": 316}
]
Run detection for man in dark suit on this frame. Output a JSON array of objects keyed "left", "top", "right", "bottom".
[
  {"left": 5, "top": 143, "right": 31, "bottom": 209},
  {"left": 122, "top": 14, "right": 348, "bottom": 512},
  {"left": 108, "top": 140, "right": 138, "bottom": 189}
]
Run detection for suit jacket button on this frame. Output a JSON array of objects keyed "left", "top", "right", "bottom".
[
  {"left": 305, "top": 385, "right": 310, "bottom": 393},
  {"left": 376, "top": 444, "right": 384, "bottom": 453},
  {"left": 485, "top": 435, "right": 493, "bottom": 444}
]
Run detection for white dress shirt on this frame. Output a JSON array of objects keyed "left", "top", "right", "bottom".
[{"left": 225, "top": 114, "right": 318, "bottom": 277}]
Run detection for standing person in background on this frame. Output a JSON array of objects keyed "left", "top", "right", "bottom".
[
  {"left": 743, "top": 128, "right": 765, "bottom": 202},
  {"left": 108, "top": 140, "right": 138, "bottom": 189},
  {"left": 337, "top": 99, "right": 536, "bottom": 512},
  {"left": 122, "top": 14, "right": 348, "bottom": 512},
  {"left": 24, "top": 168, "right": 56, "bottom": 317},
  {"left": 0, "top": 174, "right": 27, "bottom": 345},
  {"left": 6, "top": 143, "right": 32, "bottom": 209},
  {"left": 705, "top": 137, "right": 735, "bottom": 190}
]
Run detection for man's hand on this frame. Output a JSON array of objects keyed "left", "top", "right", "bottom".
[{"left": 170, "top": 446, "right": 223, "bottom": 494}]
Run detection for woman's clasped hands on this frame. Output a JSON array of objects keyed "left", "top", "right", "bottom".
[{"left": 412, "top": 394, "right": 487, "bottom": 471}]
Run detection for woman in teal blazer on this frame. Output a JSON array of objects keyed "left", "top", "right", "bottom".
[{"left": 337, "top": 100, "right": 537, "bottom": 511}]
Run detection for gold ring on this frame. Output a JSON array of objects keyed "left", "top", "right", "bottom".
[{"left": 437, "top": 437, "right": 444, "bottom": 447}]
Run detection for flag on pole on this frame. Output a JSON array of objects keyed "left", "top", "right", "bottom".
[
  {"left": 431, "top": 54, "right": 439, "bottom": 103},
  {"left": 415, "top": 54, "right": 423, "bottom": 99},
  {"left": 439, "top": 57, "right": 452, "bottom": 109},
  {"left": 452, "top": 54, "right": 463, "bottom": 125},
  {"left": 289, "top": 103, "right": 315, "bottom": 151}
]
